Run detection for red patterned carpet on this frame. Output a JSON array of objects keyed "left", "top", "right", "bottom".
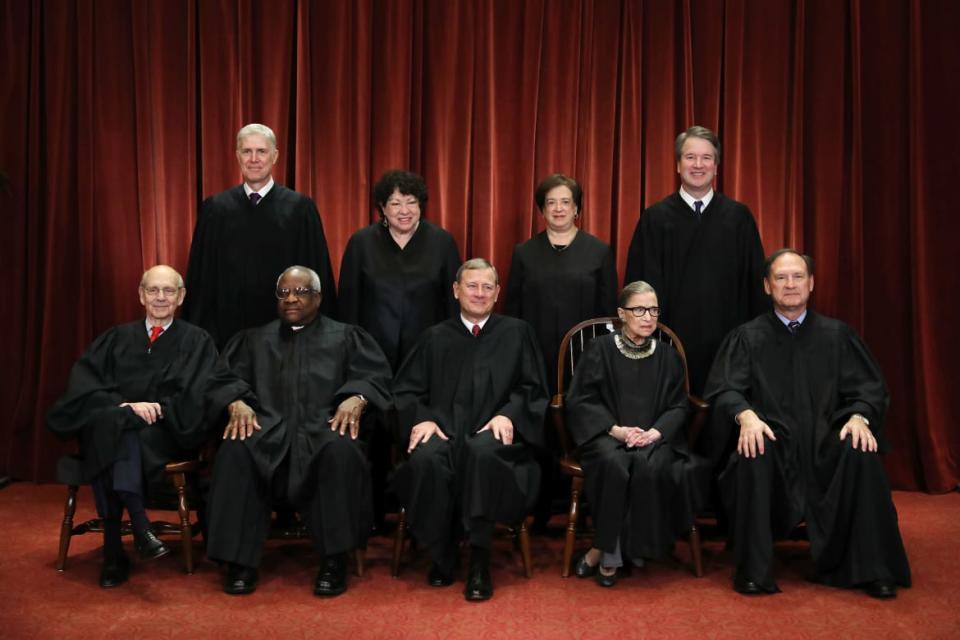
[{"left": 0, "top": 483, "right": 957, "bottom": 639}]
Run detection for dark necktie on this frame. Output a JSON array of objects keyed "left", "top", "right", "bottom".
[
  {"left": 149, "top": 326, "right": 164, "bottom": 343},
  {"left": 472, "top": 324, "right": 481, "bottom": 337},
  {"left": 694, "top": 200, "right": 703, "bottom": 217},
  {"left": 788, "top": 320, "right": 800, "bottom": 335},
  {"left": 249, "top": 192, "right": 262, "bottom": 205}
]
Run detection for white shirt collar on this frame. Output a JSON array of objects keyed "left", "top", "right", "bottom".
[
  {"left": 461, "top": 314, "right": 490, "bottom": 333},
  {"left": 679, "top": 187, "right": 714, "bottom": 212},
  {"left": 774, "top": 310, "right": 807, "bottom": 327},
  {"left": 145, "top": 318, "right": 174, "bottom": 335},
  {"left": 243, "top": 177, "right": 275, "bottom": 199}
]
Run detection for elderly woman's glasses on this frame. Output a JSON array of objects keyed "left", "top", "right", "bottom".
[
  {"left": 622, "top": 305, "right": 660, "bottom": 318},
  {"left": 275, "top": 287, "right": 316, "bottom": 299}
]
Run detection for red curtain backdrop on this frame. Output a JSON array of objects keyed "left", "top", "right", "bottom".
[{"left": 2, "top": 0, "right": 957, "bottom": 491}]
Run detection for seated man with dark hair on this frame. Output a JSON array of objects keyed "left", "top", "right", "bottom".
[
  {"left": 704, "top": 249, "right": 911, "bottom": 598},
  {"left": 205, "top": 266, "right": 392, "bottom": 597},
  {"left": 392, "top": 258, "right": 548, "bottom": 602},
  {"left": 48, "top": 265, "right": 218, "bottom": 588}
]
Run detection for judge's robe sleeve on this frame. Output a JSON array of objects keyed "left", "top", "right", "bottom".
[
  {"left": 624, "top": 212, "right": 664, "bottom": 292},
  {"left": 702, "top": 327, "right": 757, "bottom": 454},
  {"left": 47, "top": 329, "right": 127, "bottom": 439},
  {"left": 494, "top": 323, "right": 549, "bottom": 448},
  {"left": 503, "top": 244, "right": 525, "bottom": 317},
  {"left": 829, "top": 328, "right": 890, "bottom": 447},
  {"left": 650, "top": 349, "right": 692, "bottom": 444},
  {"left": 336, "top": 234, "right": 364, "bottom": 325},
  {"left": 392, "top": 333, "right": 443, "bottom": 442},
  {"left": 739, "top": 212, "right": 768, "bottom": 319},
  {"left": 330, "top": 326, "right": 393, "bottom": 412},
  {"left": 155, "top": 330, "right": 220, "bottom": 450},
  {"left": 566, "top": 341, "right": 618, "bottom": 447},
  {"left": 598, "top": 245, "right": 619, "bottom": 315},
  {"left": 204, "top": 330, "right": 258, "bottom": 429},
  {"left": 182, "top": 201, "right": 216, "bottom": 336},
  {"left": 298, "top": 199, "right": 338, "bottom": 319}
]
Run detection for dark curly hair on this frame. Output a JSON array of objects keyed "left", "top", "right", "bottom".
[{"left": 373, "top": 170, "right": 428, "bottom": 216}]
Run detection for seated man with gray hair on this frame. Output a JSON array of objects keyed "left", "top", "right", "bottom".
[
  {"left": 48, "top": 265, "right": 218, "bottom": 588},
  {"left": 205, "top": 266, "right": 392, "bottom": 597},
  {"left": 392, "top": 258, "right": 549, "bottom": 601}
]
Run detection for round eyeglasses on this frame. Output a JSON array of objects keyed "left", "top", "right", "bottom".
[{"left": 275, "top": 287, "right": 317, "bottom": 299}]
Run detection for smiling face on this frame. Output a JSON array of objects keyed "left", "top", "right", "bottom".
[
  {"left": 542, "top": 185, "right": 578, "bottom": 233},
  {"left": 236, "top": 133, "right": 278, "bottom": 190},
  {"left": 764, "top": 252, "right": 814, "bottom": 317},
  {"left": 381, "top": 188, "right": 422, "bottom": 235},
  {"left": 139, "top": 266, "right": 186, "bottom": 325},
  {"left": 676, "top": 136, "right": 717, "bottom": 198},
  {"left": 617, "top": 290, "right": 659, "bottom": 343},
  {"left": 453, "top": 267, "right": 500, "bottom": 323},
  {"left": 275, "top": 269, "right": 322, "bottom": 326}
]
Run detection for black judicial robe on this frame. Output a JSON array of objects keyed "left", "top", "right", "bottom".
[
  {"left": 393, "top": 315, "right": 548, "bottom": 449},
  {"left": 338, "top": 220, "right": 460, "bottom": 371},
  {"left": 206, "top": 316, "right": 392, "bottom": 501},
  {"left": 704, "top": 311, "right": 910, "bottom": 587},
  {"left": 183, "top": 184, "right": 337, "bottom": 349},
  {"left": 47, "top": 320, "right": 218, "bottom": 495},
  {"left": 566, "top": 335, "right": 705, "bottom": 557},
  {"left": 505, "top": 230, "right": 617, "bottom": 394},
  {"left": 624, "top": 192, "right": 766, "bottom": 395}
]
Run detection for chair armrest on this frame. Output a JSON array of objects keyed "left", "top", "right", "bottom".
[{"left": 164, "top": 460, "right": 204, "bottom": 474}]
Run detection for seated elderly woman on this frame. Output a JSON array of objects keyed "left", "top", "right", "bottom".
[{"left": 565, "top": 280, "right": 697, "bottom": 587}]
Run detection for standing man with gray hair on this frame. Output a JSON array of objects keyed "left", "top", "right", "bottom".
[
  {"left": 624, "top": 125, "right": 766, "bottom": 398},
  {"left": 183, "top": 123, "right": 337, "bottom": 350}
]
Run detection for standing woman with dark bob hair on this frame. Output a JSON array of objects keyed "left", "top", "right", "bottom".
[
  {"left": 338, "top": 170, "right": 461, "bottom": 527},
  {"left": 338, "top": 170, "right": 461, "bottom": 372},
  {"left": 505, "top": 173, "right": 618, "bottom": 528}
]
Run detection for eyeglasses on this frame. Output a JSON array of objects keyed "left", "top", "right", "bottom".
[
  {"left": 275, "top": 287, "right": 317, "bottom": 299},
  {"left": 141, "top": 286, "right": 181, "bottom": 298},
  {"left": 621, "top": 305, "right": 660, "bottom": 318}
]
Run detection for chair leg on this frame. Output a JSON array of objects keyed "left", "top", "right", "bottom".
[
  {"left": 354, "top": 548, "right": 365, "bottom": 577},
  {"left": 689, "top": 524, "right": 703, "bottom": 578},
  {"left": 171, "top": 471, "right": 194, "bottom": 574},
  {"left": 562, "top": 476, "right": 582, "bottom": 578},
  {"left": 57, "top": 485, "right": 79, "bottom": 571},
  {"left": 518, "top": 521, "right": 533, "bottom": 578},
  {"left": 390, "top": 508, "right": 406, "bottom": 577}
]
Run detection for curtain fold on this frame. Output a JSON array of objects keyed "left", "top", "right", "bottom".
[{"left": 2, "top": 0, "right": 956, "bottom": 491}]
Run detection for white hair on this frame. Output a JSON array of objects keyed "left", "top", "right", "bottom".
[
  {"left": 236, "top": 123, "right": 277, "bottom": 150},
  {"left": 277, "top": 266, "right": 321, "bottom": 292}
]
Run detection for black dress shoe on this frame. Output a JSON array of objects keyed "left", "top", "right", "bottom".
[
  {"left": 427, "top": 563, "right": 455, "bottom": 587},
  {"left": 224, "top": 563, "right": 258, "bottom": 595},
  {"left": 595, "top": 567, "right": 619, "bottom": 588},
  {"left": 464, "top": 561, "right": 493, "bottom": 601},
  {"left": 733, "top": 576, "right": 775, "bottom": 595},
  {"left": 99, "top": 555, "right": 130, "bottom": 588},
  {"left": 134, "top": 529, "right": 170, "bottom": 560},
  {"left": 864, "top": 580, "right": 897, "bottom": 599},
  {"left": 314, "top": 554, "right": 348, "bottom": 597},
  {"left": 574, "top": 554, "right": 598, "bottom": 578}
]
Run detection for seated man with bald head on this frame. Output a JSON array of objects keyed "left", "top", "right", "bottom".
[
  {"left": 48, "top": 265, "right": 218, "bottom": 588},
  {"left": 205, "top": 266, "right": 392, "bottom": 597}
]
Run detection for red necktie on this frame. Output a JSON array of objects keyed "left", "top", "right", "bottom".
[
  {"left": 149, "top": 326, "right": 164, "bottom": 343},
  {"left": 472, "top": 324, "right": 481, "bottom": 337}
]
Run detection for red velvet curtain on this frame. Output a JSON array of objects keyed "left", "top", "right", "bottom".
[{"left": 3, "top": 0, "right": 957, "bottom": 491}]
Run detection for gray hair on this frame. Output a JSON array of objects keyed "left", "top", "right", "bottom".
[
  {"left": 456, "top": 258, "right": 499, "bottom": 284},
  {"left": 140, "top": 265, "right": 184, "bottom": 289},
  {"left": 277, "top": 265, "right": 322, "bottom": 292},
  {"left": 674, "top": 125, "right": 721, "bottom": 165},
  {"left": 618, "top": 280, "right": 656, "bottom": 308},
  {"left": 236, "top": 123, "right": 277, "bottom": 151}
]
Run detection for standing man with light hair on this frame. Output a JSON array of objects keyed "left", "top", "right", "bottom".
[
  {"left": 184, "top": 123, "right": 337, "bottom": 349},
  {"left": 625, "top": 125, "right": 766, "bottom": 398}
]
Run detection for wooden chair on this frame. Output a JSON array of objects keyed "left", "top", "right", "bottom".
[
  {"left": 390, "top": 508, "right": 532, "bottom": 578},
  {"left": 550, "top": 317, "right": 709, "bottom": 578},
  {"left": 56, "top": 454, "right": 205, "bottom": 574}
]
